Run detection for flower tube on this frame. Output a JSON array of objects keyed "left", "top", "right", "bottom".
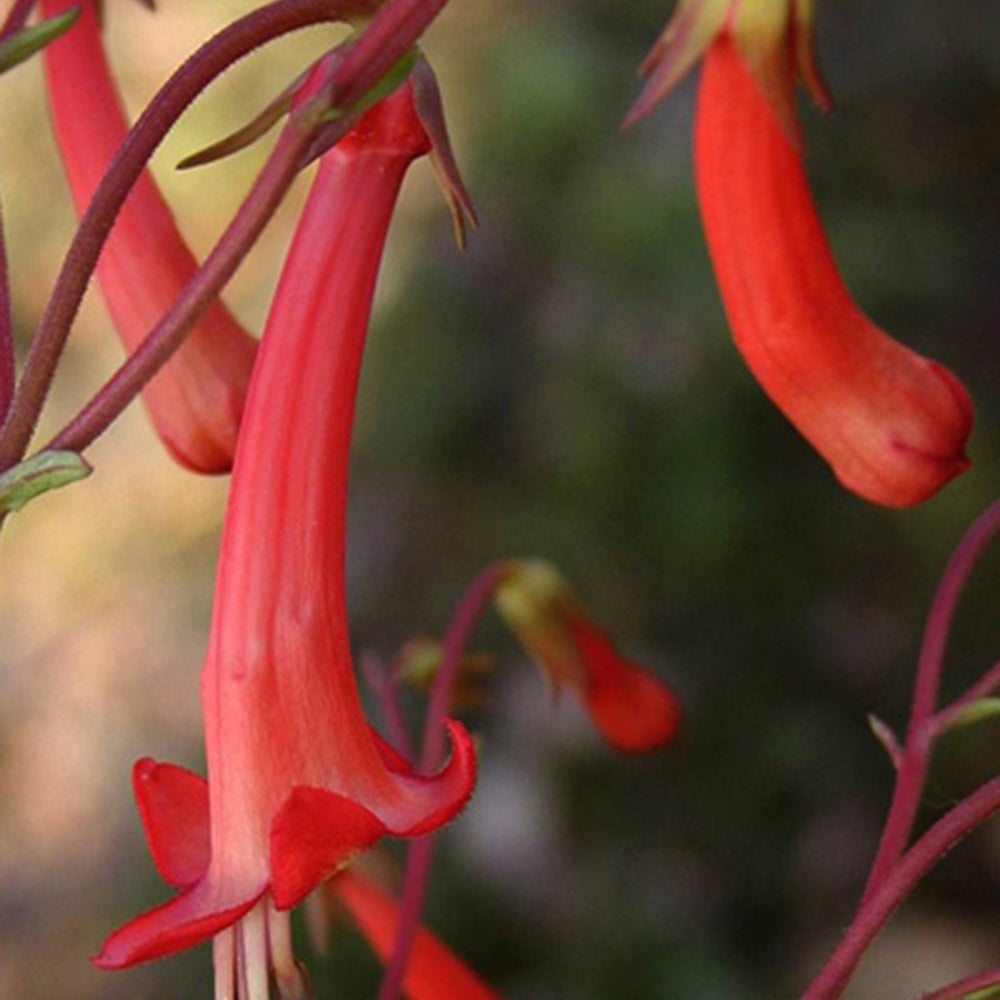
[
  {"left": 95, "top": 84, "right": 475, "bottom": 995},
  {"left": 630, "top": 0, "right": 973, "bottom": 507},
  {"left": 42, "top": 0, "right": 257, "bottom": 472}
]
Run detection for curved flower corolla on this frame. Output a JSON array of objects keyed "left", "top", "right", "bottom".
[
  {"left": 41, "top": 0, "right": 257, "bottom": 473},
  {"left": 630, "top": 1, "right": 973, "bottom": 507},
  {"left": 495, "top": 561, "right": 681, "bottom": 753},
  {"left": 95, "top": 84, "right": 476, "bottom": 994},
  {"left": 332, "top": 871, "right": 504, "bottom": 1000}
]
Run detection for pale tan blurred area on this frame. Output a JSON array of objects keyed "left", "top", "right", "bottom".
[{"left": 0, "top": 2, "right": 493, "bottom": 997}]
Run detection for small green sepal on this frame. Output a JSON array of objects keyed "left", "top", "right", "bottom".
[
  {"left": 318, "top": 47, "right": 418, "bottom": 125},
  {"left": 412, "top": 55, "right": 477, "bottom": 250},
  {"left": 624, "top": 0, "right": 830, "bottom": 137},
  {"left": 0, "top": 450, "right": 92, "bottom": 515},
  {"left": 867, "top": 714, "right": 902, "bottom": 770},
  {"left": 0, "top": 9, "right": 79, "bottom": 75},
  {"left": 624, "top": 0, "right": 729, "bottom": 128},
  {"left": 943, "top": 698, "right": 1000, "bottom": 734}
]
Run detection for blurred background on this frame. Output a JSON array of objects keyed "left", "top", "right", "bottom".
[{"left": 1, "top": 1, "right": 999, "bottom": 998}]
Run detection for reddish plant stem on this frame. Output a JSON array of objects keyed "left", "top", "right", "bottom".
[
  {"left": 376, "top": 563, "right": 509, "bottom": 1000},
  {"left": 934, "top": 659, "right": 1000, "bottom": 733},
  {"left": 327, "top": 0, "right": 451, "bottom": 115},
  {"left": 363, "top": 651, "right": 415, "bottom": 761},
  {"left": 0, "top": 0, "right": 376, "bottom": 470},
  {"left": 0, "top": 0, "right": 36, "bottom": 41},
  {"left": 46, "top": 118, "right": 314, "bottom": 455},
  {"left": 801, "top": 774, "right": 1000, "bottom": 1000},
  {"left": 861, "top": 498, "right": 1000, "bottom": 903},
  {"left": 918, "top": 966, "right": 1000, "bottom": 1000}
]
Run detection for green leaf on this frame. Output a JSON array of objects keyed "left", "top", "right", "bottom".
[
  {"left": 944, "top": 698, "right": 1000, "bottom": 733},
  {"left": 0, "top": 450, "right": 91, "bottom": 515},
  {"left": 0, "top": 9, "right": 80, "bottom": 76}
]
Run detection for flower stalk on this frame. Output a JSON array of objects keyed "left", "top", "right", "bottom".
[
  {"left": 0, "top": 0, "right": 443, "bottom": 469},
  {"left": 42, "top": 0, "right": 258, "bottom": 473}
]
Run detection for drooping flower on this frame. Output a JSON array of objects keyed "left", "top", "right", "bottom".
[
  {"left": 494, "top": 560, "right": 681, "bottom": 753},
  {"left": 42, "top": 0, "right": 257, "bottom": 473},
  {"left": 331, "top": 870, "right": 504, "bottom": 1000},
  {"left": 628, "top": 0, "right": 973, "bottom": 507},
  {"left": 95, "top": 83, "right": 475, "bottom": 994}
]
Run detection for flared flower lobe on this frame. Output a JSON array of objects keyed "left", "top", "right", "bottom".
[
  {"left": 96, "top": 83, "right": 476, "bottom": 973},
  {"left": 696, "top": 38, "right": 972, "bottom": 507},
  {"left": 42, "top": 0, "right": 257, "bottom": 472},
  {"left": 495, "top": 561, "right": 681, "bottom": 753}
]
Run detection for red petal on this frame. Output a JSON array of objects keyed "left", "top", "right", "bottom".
[
  {"left": 132, "top": 758, "right": 210, "bottom": 889},
  {"left": 270, "top": 789, "right": 387, "bottom": 910},
  {"left": 94, "top": 879, "right": 264, "bottom": 969},
  {"left": 566, "top": 618, "right": 682, "bottom": 753},
  {"left": 41, "top": 0, "right": 257, "bottom": 474},
  {"left": 334, "top": 871, "right": 504, "bottom": 1000},
  {"left": 388, "top": 719, "right": 477, "bottom": 837},
  {"left": 695, "top": 37, "right": 972, "bottom": 507}
]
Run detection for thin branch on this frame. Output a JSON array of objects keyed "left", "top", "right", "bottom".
[
  {"left": 376, "top": 563, "right": 509, "bottom": 1000},
  {"left": 46, "top": 117, "right": 314, "bottom": 454},
  {"left": 861, "top": 498, "right": 1000, "bottom": 902},
  {"left": 0, "top": 0, "right": 376, "bottom": 469},
  {"left": 918, "top": 966, "right": 1000, "bottom": 1000},
  {"left": 934, "top": 659, "right": 1000, "bottom": 734},
  {"left": 801, "top": 775, "right": 1000, "bottom": 1000}
]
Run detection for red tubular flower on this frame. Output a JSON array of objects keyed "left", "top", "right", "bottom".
[
  {"left": 95, "top": 84, "right": 475, "bottom": 993},
  {"left": 41, "top": 0, "right": 257, "bottom": 473},
  {"left": 696, "top": 37, "right": 971, "bottom": 507},
  {"left": 630, "top": 1, "right": 973, "bottom": 507},
  {"left": 332, "top": 870, "right": 504, "bottom": 1000},
  {"left": 494, "top": 561, "right": 681, "bottom": 753}
]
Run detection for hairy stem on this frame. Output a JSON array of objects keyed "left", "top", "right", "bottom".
[{"left": 918, "top": 966, "right": 1000, "bottom": 1000}]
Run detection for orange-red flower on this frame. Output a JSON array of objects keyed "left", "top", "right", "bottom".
[
  {"left": 42, "top": 0, "right": 257, "bottom": 473},
  {"left": 332, "top": 871, "right": 504, "bottom": 1000},
  {"left": 495, "top": 561, "right": 681, "bottom": 753},
  {"left": 630, "top": 1, "right": 973, "bottom": 507},
  {"left": 94, "top": 85, "right": 475, "bottom": 994}
]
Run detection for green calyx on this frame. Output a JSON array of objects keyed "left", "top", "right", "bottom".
[
  {"left": 625, "top": 0, "right": 729, "bottom": 127},
  {"left": 0, "top": 450, "right": 92, "bottom": 516},
  {"left": 317, "top": 46, "right": 418, "bottom": 125},
  {"left": 0, "top": 9, "right": 79, "bottom": 76},
  {"left": 731, "top": 0, "right": 831, "bottom": 143},
  {"left": 626, "top": 0, "right": 831, "bottom": 135}
]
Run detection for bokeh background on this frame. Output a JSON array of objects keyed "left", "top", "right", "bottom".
[{"left": 1, "top": 1, "right": 999, "bottom": 998}]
